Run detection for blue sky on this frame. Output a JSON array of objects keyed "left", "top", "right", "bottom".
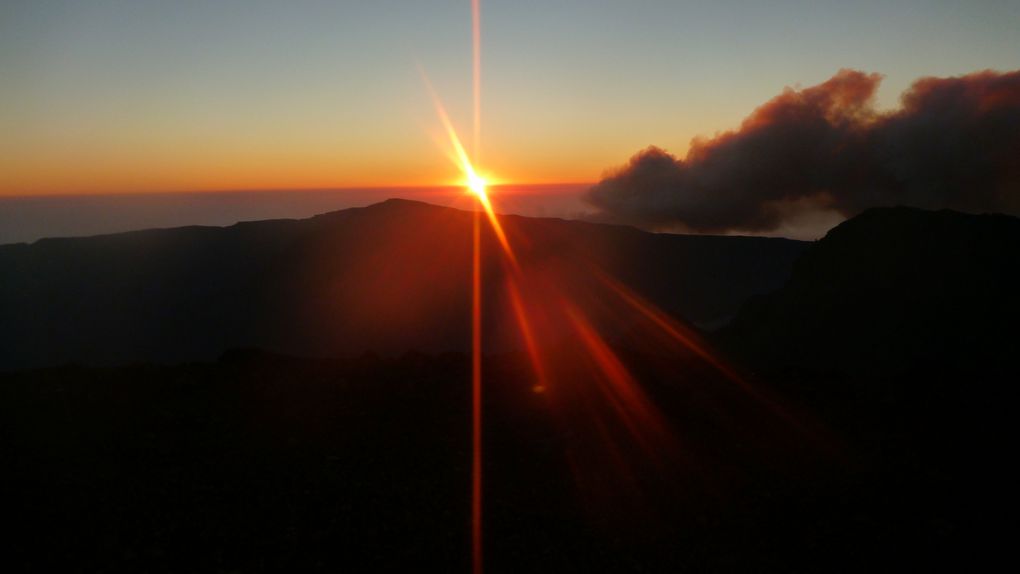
[{"left": 2, "top": 0, "right": 1018, "bottom": 194}]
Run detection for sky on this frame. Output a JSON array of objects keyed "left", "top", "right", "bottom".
[{"left": 1, "top": 0, "right": 1018, "bottom": 196}]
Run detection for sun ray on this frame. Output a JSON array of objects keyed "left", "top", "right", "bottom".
[
  {"left": 418, "top": 68, "right": 517, "bottom": 268},
  {"left": 564, "top": 304, "right": 670, "bottom": 454},
  {"left": 506, "top": 279, "right": 549, "bottom": 393}
]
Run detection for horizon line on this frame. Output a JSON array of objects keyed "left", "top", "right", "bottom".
[{"left": 0, "top": 181, "right": 597, "bottom": 200}]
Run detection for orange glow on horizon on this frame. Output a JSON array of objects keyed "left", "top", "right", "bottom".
[{"left": 0, "top": 142, "right": 610, "bottom": 197}]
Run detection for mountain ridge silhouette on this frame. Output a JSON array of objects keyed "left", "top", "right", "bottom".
[
  {"left": 721, "top": 205, "right": 1020, "bottom": 377},
  {"left": 0, "top": 198, "right": 806, "bottom": 371}
]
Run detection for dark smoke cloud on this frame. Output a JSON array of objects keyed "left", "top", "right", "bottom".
[{"left": 586, "top": 69, "right": 1020, "bottom": 233}]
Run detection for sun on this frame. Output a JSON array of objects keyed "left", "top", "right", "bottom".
[{"left": 466, "top": 172, "right": 488, "bottom": 200}]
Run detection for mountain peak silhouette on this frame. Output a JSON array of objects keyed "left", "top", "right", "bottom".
[{"left": 0, "top": 199, "right": 805, "bottom": 370}]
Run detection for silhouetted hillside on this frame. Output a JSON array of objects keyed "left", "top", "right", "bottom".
[
  {"left": 714, "top": 207, "right": 1018, "bottom": 569},
  {"left": 0, "top": 199, "right": 805, "bottom": 370},
  {"left": 722, "top": 207, "right": 1020, "bottom": 377},
  {"left": 2, "top": 206, "right": 1012, "bottom": 571},
  {"left": 0, "top": 349, "right": 963, "bottom": 572}
]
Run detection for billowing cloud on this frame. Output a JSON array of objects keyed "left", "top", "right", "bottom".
[{"left": 586, "top": 69, "right": 1020, "bottom": 233}]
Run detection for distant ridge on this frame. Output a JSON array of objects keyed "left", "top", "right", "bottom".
[
  {"left": 722, "top": 206, "right": 1020, "bottom": 376},
  {"left": 0, "top": 199, "right": 805, "bottom": 370}
]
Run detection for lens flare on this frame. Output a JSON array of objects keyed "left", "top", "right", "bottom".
[
  {"left": 419, "top": 68, "right": 516, "bottom": 268},
  {"left": 418, "top": 2, "right": 806, "bottom": 572},
  {"left": 468, "top": 173, "right": 487, "bottom": 199}
]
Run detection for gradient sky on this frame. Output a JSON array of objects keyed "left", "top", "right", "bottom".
[{"left": 2, "top": 0, "right": 1018, "bottom": 196}]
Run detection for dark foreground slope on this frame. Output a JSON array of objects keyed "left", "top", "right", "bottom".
[
  {"left": 0, "top": 350, "right": 960, "bottom": 573},
  {"left": 0, "top": 199, "right": 805, "bottom": 371},
  {"left": 1, "top": 207, "right": 1015, "bottom": 571},
  {"left": 716, "top": 207, "right": 1020, "bottom": 570},
  {"left": 722, "top": 207, "right": 1020, "bottom": 375}
]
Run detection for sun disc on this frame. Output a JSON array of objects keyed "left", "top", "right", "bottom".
[{"left": 467, "top": 172, "right": 487, "bottom": 199}]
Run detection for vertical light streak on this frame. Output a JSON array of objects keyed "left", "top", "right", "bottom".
[
  {"left": 472, "top": 0, "right": 482, "bottom": 161},
  {"left": 471, "top": 207, "right": 483, "bottom": 574},
  {"left": 470, "top": 4, "right": 484, "bottom": 573}
]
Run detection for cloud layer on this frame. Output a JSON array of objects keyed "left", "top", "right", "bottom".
[{"left": 586, "top": 69, "right": 1020, "bottom": 233}]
